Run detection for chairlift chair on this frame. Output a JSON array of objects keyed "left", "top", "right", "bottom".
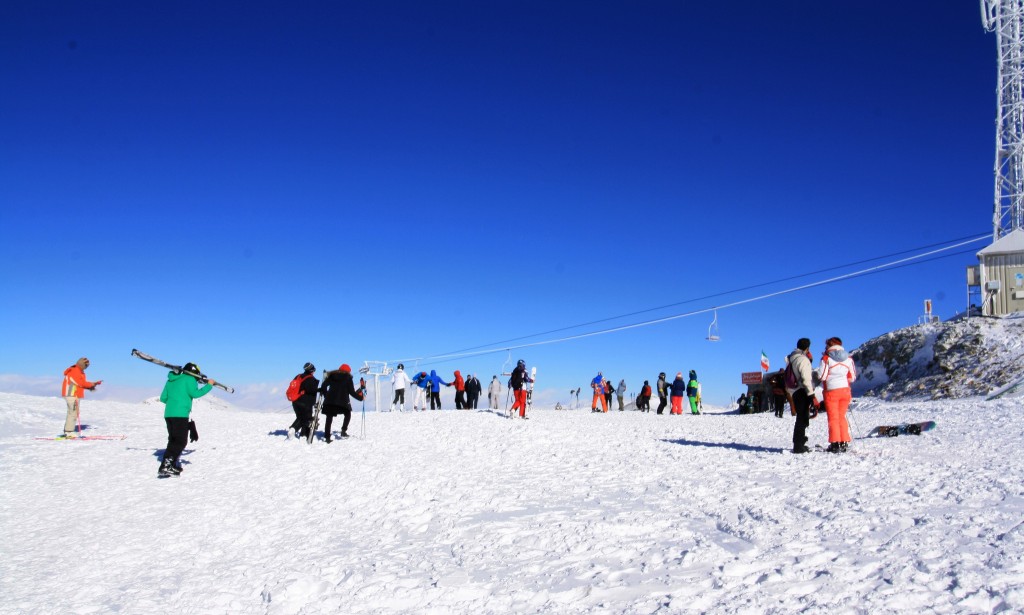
[{"left": 707, "top": 309, "right": 721, "bottom": 342}]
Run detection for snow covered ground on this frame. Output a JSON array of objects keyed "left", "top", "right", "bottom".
[{"left": 2, "top": 391, "right": 1023, "bottom": 614}]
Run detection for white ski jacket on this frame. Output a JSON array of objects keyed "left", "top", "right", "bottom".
[
  {"left": 391, "top": 369, "right": 411, "bottom": 390},
  {"left": 818, "top": 345, "right": 856, "bottom": 391}
]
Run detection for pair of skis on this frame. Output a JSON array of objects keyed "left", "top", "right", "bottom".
[{"left": 131, "top": 349, "right": 235, "bottom": 393}]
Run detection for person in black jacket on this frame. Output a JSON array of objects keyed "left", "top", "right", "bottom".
[
  {"left": 655, "top": 372, "right": 669, "bottom": 415},
  {"left": 319, "top": 364, "right": 365, "bottom": 442},
  {"left": 508, "top": 360, "right": 534, "bottom": 419},
  {"left": 465, "top": 374, "right": 482, "bottom": 409},
  {"left": 289, "top": 362, "right": 320, "bottom": 439}
]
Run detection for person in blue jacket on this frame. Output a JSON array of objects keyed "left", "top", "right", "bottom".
[
  {"left": 412, "top": 371, "right": 429, "bottom": 411},
  {"left": 426, "top": 369, "right": 451, "bottom": 410},
  {"left": 670, "top": 372, "right": 688, "bottom": 415}
]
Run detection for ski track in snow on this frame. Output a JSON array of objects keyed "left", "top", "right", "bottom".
[{"left": 2, "top": 392, "right": 1024, "bottom": 614}]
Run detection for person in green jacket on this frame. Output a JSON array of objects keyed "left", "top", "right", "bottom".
[
  {"left": 686, "top": 370, "right": 701, "bottom": 415},
  {"left": 158, "top": 362, "right": 216, "bottom": 478}
]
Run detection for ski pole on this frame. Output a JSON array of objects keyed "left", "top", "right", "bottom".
[
  {"left": 505, "top": 387, "right": 511, "bottom": 419},
  {"left": 76, "top": 399, "right": 83, "bottom": 436},
  {"left": 360, "top": 379, "right": 367, "bottom": 439}
]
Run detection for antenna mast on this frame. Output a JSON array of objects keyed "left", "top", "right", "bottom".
[{"left": 982, "top": 0, "right": 1024, "bottom": 239}]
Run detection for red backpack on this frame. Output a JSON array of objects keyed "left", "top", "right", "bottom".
[{"left": 286, "top": 374, "right": 312, "bottom": 402}]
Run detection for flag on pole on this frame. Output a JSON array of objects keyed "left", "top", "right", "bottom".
[{"left": 760, "top": 351, "right": 770, "bottom": 372}]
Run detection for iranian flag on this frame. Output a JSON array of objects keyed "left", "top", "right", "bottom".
[{"left": 760, "top": 351, "right": 769, "bottom": 372}]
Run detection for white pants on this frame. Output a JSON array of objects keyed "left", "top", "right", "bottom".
[{"left": 413, "top": 387, "right": 426, "bottom": 410}]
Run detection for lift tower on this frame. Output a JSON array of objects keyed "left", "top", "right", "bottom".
[{"left": 982, "top": 0, "right": 1024, "bottom": 239}]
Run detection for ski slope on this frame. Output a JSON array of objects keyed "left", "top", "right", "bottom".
[{"left": 1, "top": 391, "right": 1023, "bottom": 614}]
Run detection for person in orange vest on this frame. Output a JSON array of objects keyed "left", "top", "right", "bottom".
[{"left": 61, "top": 357, "right": 102, "bottom": 438}]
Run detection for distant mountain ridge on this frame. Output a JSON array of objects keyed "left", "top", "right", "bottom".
[{"left": 851, "top": 313, "right": 1024, "bottom": 400}]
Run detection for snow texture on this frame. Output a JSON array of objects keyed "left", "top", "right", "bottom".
[{"left": 2, "top": 386, "right": 1024, "bottom": 614}]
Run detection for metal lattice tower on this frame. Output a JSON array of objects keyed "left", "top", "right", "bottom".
[{"left": 982, "top": 0, "right": 1024, "bottom": 239}]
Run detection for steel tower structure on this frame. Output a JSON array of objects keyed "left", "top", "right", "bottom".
[{"left": 982, "top": 0, "right": 1024, "bottom": 239}]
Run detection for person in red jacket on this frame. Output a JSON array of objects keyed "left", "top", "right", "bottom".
[
  {"left": 61, "top": 357, "right": 102, "bottom": 438},
  {"left": 453, "top": 370, "right": 466, "bottom": 409}
]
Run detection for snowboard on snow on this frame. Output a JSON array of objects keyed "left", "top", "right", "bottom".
[{"left": 869, "top": 421, "right": 936, "bottom": 438}]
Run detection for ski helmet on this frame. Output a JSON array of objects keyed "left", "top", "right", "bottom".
[
  {"left": 303, "top": 362, "right": 315, "bottom": 373},
  {"left": 397, "top": 363, "right": 404, "bottom": 370},
  {"left": 517, "top": 359, "right": 525, "bottom": 367},
  {"left": 182, "top": 362, "right": 201, "bottom": 376}
]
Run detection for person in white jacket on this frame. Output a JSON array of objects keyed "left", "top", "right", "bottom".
[
  {"left": 488, "top": 375, "right": 502, "bottom": 410},
  {"left": 616, "top": 379, "right": 627, "bottom": 411},
  {"left": 786, "top": 338, "right": 816, "bottom": 454},
  {"left": 818, "top": 337, "right": 857, "bottom": 453},
  {"left": 390, "top": 364, "right": 412, "bottom": 412}
]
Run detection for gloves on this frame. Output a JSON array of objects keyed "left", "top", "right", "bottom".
[{"left": 188, "top": 420, "right": 199, "bottom": 442}]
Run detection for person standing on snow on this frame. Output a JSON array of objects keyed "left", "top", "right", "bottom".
[
  {"left": 786, "top": 338, "right": 816, "bottom": 454},
  {"left": 158, "top": 362, "right": 215, "bottom": 477},
  {"left": 390, "top": 363, "right": 411, "bottom": 412},
  {"left": 508, "top": 360, "right": 534, "bottom": 419},
  {"left": 61, "top": 357, "right": 102, "bottom": 438},
  {"left": 768, "top": 369, "right": 787, "bottom": 418},
  {"left": 590, "top": 372, "right": 608, "bottom": 412},
  {"left": 604, "top": 379, "right": 614, "bottom": 412},
  {"left": 453, "top": 370, "right": 467, "bottom": 409},
  {"left": 320, "top": 364, "right": 365, "bottom": 442},
  {"left": 670, "top": 372, "right": 687, "bottom": 415},
  {"left": 488, "top": 375, "right": 502, "bottom": 410},
  {"left": 465, "top": 374, "right": 482, "bottom": 409},
  {"left": 638, "top": 380, "right": 652, "bottom": 412},
  {"left": 289, "top": 362, "right": 319, "bottom": 439},
  {"left": 686, "top": 370, "right": 701, "bottom": 415},
  {"left": 412, "top": 371, "right": 429, "bottom": 411},
  {"left": 426, "top": 370, "right": 450, "bottom": 410},
  {"left": 819, "top": 337, "right": 857, "bottom": 453},
  {"left": 616, "top": 379, "right": 627, "bottom": 411},
  {"left": 655, "top": 372, "right": 669, "bottom": 415}
]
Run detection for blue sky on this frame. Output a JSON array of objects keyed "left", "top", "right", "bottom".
[{"left": 0, "top": 1, "right": 995, "bottom": 409}]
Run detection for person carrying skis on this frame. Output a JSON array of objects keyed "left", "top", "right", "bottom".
[
  {"left": 412, "top": 371, "right": 429, "bottom": 411},
  {"left": 320, "top": 364, "right": 365, "bottom": 442},
  {"left": 488, "top": 375, "right": 502, "bottom": 410},
  {"left": 591, "top": 372, "right": 607, "bottom": 412},
  {"left": 61, "top": 357, "right": 102, "bottom": 438},
  {"left": 465, "top": 374, "right": 482, "bottom": 409},
  {"left": 426, "top": 370, "right": 450, "bottom": 410},
  {"left": 786, "top": 338, "right": 816, "bottom": 454},
  {"left": 508, "top": 359, "right": 534, "bottom": 418},
  {"left": 390, "top": 363, "right": 411, "bottom": 412},
  {"left": 686, "top": 370, "right": 701, "bottom": 415},
  {"left": 453, "top": 370, "right": 467, "bottom": 409},
  {"left": 158, "top": 362, "right": 215, "bottom": 477},
  {"left": 655, "top": 372, "right": 669, "bottom": 415},
  {"left": 670, "top": 372, "right": 687, "bottom": 415},
  {"left": 819, "top": 337, "right": 857, "bottom": 453},
  {"left": 289, "top": 362, "right": 319, "bottom": 439},
  {"left": 616, "top": 379, "right": 627, "bottom": 411}
]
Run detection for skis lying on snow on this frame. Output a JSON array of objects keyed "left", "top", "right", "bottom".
[
  {"left": 131, "top": 349, "right": 234, "bottom": 393},
  {"left": 868, "top": 421, "right": 937, "bottom": 438},
  {"left": 35, "top": 434, "right": 126, "bottom": 441}
]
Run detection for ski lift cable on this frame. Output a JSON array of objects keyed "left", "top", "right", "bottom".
[
  {"left": 430, "top": 232, "right": 991, "bottom": 356},
  {"left": 385, "top": 236, "right": 985, "bottom": 366}
]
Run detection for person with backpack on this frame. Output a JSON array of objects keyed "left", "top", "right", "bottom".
[
  {"left": 590, "top": 372, "right": 607, "bottom": 412},
  {"left": 508, "top": 360, "right": 534, "bottom": 418},
  {"left": 465, "top": 374, "right": 482, "bottom": 409},
  {"left": 616, "top": 379, "right": 627, "bottom": 411},
  {"left": 786, "top": 338, "right": 817, "bottom": 454},
  {"left": 61, "top": 357, "right": 103, "bottom": 438},
  {"left": 320, "top": 364, "right": 365, "bottom": 442},
  {"left": 655, "top": 372, "right": 669, "bottom": 415},
  {"left": 638, "top": 380, "right": 652, "bottom": 412},
  {"left": 390, "top": 363, "right": 411, "bottom": 412},
  {"left": 686, "top": 370, "right": 701, "bottom": 415},
  {"left": 452, "top": 370, "right": 467, "bottom": 409},
  {"left": 768, "top": 369, "right": 787, "bottom": 418},
  {"left": 286, "top": 362, "right": 319, "bottom": 439},
  {"left": 412, "top": 371, "right": 429, "bottom": 411},
  {"left": 158, "top": 362, "right": 216, "bottom": 477},
  {"left": 426, "top": 370, "right": 450, "bottom": 410},
  {"left": 488, "top": 375, "right": 502, "bottom": 410},
  {"left": 819, "top": 336, "right": 857, "bottom": 453},
  {"left": 670, "top": 372, "right": 687, "bottom": 415}
]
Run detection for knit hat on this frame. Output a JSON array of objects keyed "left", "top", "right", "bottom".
[
  {"left": 303, "top": 362, "right": 315, "bottom": 373},
  {"left": 339, "top": 364, "right": 351, "bottom": 373}
]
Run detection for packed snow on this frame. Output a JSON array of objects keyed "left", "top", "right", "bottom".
[{"left": 2, "top": 387, "right": 1023, "bottom": 614}]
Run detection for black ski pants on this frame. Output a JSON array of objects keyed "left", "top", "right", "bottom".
[
  {"left": 163, "top": 417, "right": 190, "bottom": 464},
  {"left": 657, "top": 395, "right": 667, "bottom": 415},
  {"left": 467, "top": 393, "right": 479, "bottom": 409},
  {"left": 392, "top": 389, "right": 405, "bottom": 405},
  {"left": 323, "top": 408, "right": 351, "bottom": 437},
  {"left": 455, "top": 390, "right": 466, "bottom": 409},
  {"left": 291, "top": 401, "right": 313, "bottom": 436},
  {"left": 773, "top": 394, "right": 787, "bottom": 417},
  {"left": 430, "top": 391, "right": 441, "bottom": 410},
  {"left": 792, "top": 389, "right": 812, "bottom": 452}
]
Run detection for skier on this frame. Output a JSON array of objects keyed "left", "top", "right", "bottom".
[
  {"left": 320, "top": 364, "right": 365, "bottom": 442},
  {"left": 604, "top": 379, "right": 614, "bottom": 412},
  {"left": 390, "top": 363, "right": 411, "bottom": 412},
  {"left": 453, "top": 370, "right": 466, "bottom": 409},
  {"left": 426, "top": 370, "right": 450, "bottom": 410},
  {"left": 158, "top": 362, "right": 215, "bottom": 477},
  {"left": 670, "top": 372, "right": 687, "bottom": 415},
  {"left": 786, "top": 338, "right": 816, "bottom": 454},
  {"left": 616, "top": 379, "right": 627, "bottom": 411},
  {"left": 639, "top": 380, "right": 652, "bottom": 412},
  {"left": 508, "top": 359, "right": 534, "bottom": 418},
  {"left": 686, "top": 370, "right": 701, "bottom": 415},
  {"left": 289, "top": 362, "right": 319, "bottom": 439},
  {"left": 412, "top": 371, "right": 429, "bottom": 411},
  {"left": 488, "top": 375, "right": 502, "bottom": 410},
  {"left": 655, "top": 372, "right": 669, "bottom": 415},
  {"left": 61, "top": 357, "right": 102, "bottom": 438},
  {"left": 465, "top": 374, "right": 482, "bottom": 409},
  {"left": 591, "top": 372, "right": 607, "bottom": 412},
  {"left": 819, "top": 337, "right": 857, "bottom": 453}
]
